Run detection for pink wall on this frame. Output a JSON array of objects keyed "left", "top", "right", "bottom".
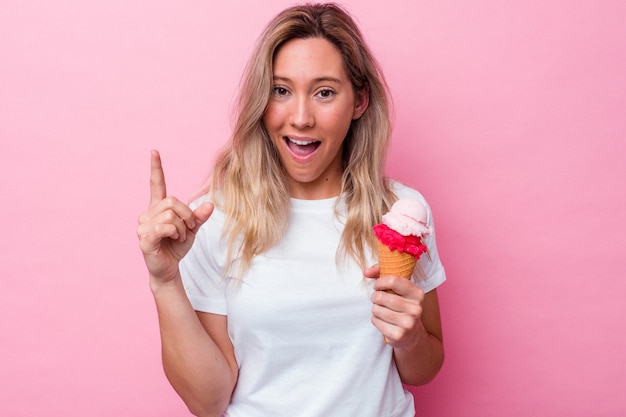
[{"left": 1, "top": 1, "right": 625, "bottom": 415}]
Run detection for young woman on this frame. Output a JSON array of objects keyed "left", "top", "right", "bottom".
[{"left": 137, "top": 3, "right": 446, "bottom": 417}]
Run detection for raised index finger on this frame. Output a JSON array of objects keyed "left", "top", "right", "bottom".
[{"left": 150, "top": 150, "right": 167, "bottom": 205}]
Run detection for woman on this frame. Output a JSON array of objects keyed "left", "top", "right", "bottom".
[{"left": 137, "top": 3, "right": 446, "bottom": 416}]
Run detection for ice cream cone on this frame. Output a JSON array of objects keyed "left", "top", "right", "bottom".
[
  {"left": 377, "top": 240, "right": 416, "bottom": 279},
  {"left": 373, "top": 198, "right": 431, "bottom": 344}
]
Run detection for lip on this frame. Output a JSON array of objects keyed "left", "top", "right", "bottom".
[{"left": 283, "top": 135, "right": 321, "bottom": 162}]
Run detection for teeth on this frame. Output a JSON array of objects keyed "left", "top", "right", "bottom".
[{"left": 288, "top": 137, "right": 315, "bottom": 146}]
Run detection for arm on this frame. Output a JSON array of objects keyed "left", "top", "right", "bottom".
[
  {"left": 388, "top": 287, "right": 444, "bottom": 385},
  {"left": 137, "top": 151, "right": 237, "bottom": 416},
  {"left": 366, "top": 266, "right": 444, "bottom": 386},
  {"left": 152, "top": 278, "right": 238, "bottom": 417}
]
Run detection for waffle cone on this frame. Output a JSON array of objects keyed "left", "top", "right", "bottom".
[{"left": 376, "top": 240, "right": 416, "bottom": 279}]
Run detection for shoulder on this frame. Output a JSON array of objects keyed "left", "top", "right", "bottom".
[
  {"left": 387, "top": 179, "right": 436, "bottom": 223},
  {"left": 387, "top": 179, "right": 428, "bottom": 205}
]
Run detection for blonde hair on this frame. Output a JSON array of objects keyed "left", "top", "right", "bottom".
[{"left": 210, "top": 3, "right": 397, "bottom": 276}]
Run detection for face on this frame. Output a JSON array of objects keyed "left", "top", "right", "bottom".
[{"left": 263, "top": 37, "right": 368, "bottom": 199}]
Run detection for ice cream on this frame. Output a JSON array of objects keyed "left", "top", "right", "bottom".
[{"left": 373, "top": 198, "right": 432, "bottom": 280}]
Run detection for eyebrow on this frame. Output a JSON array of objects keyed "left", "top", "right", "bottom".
[{"left": 272, "top": 75, "right": 343, "bottom": 84}]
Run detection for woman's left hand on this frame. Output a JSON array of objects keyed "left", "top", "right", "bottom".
[
  {"left": 364, "top": 265, "right": 427, "bottom": 349},
  {"left": 364, "top": 265, "right": 444, "bottom": 385}
]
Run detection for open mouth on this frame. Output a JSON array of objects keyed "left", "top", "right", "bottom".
[{"left": 285, "top": 136, "right": 321, "bottom": 157}]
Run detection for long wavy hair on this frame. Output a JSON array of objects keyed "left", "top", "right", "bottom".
[{"left": 210, "top": 3, "right": 397, "bottom": 277}]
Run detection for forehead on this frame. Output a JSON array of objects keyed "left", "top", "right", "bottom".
[{"left": 272, "top": 37, "right": 348, "bottom": 82}]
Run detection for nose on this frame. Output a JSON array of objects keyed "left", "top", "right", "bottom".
[{"left": 289, "top": 96, "right": 314, "bottom": 129}]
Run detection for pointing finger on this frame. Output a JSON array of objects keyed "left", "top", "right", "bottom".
[{"left": 150, "top": 150, "right": 167, "bottom": 205}]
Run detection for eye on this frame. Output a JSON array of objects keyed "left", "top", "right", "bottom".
[
  {"left": 316, "top": 88, "right": 335, "bottom": 99},
  {"left": 272, "top": 86, "right": 290, "bottom": 97}
]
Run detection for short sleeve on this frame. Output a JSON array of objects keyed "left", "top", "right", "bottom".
[{"left": 179, "top": 197, "right": 229, "bottom": 315}]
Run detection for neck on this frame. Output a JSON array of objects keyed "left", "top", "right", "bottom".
[{"left": 288, "top": 173, "right": 343, "bottom": 200}]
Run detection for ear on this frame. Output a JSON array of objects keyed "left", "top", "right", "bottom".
[{"left": 352, "top": 83, "right": 370, "bottom": 120}]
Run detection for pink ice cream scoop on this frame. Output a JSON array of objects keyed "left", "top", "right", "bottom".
[{"left": 381, "top": 198, "right": 432, "bottom": 238}]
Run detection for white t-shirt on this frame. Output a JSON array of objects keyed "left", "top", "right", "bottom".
[{"left": 180, "top": 182, "right": 446, "bottom": 417}]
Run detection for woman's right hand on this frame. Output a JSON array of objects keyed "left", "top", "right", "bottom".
[{"left": 137, "top": 150, "right": 214, "bottom": 288}]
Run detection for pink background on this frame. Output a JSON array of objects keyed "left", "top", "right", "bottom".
[{"left": 1, "top": 1, "right": 625, "bottom": 416}]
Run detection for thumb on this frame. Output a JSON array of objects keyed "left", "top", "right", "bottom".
[
  {"left": 363, "top": 264, "right": 380, "bottom": 279},
  {"left": 191, "top": 202, "right": 214, "bottom": 232}
]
